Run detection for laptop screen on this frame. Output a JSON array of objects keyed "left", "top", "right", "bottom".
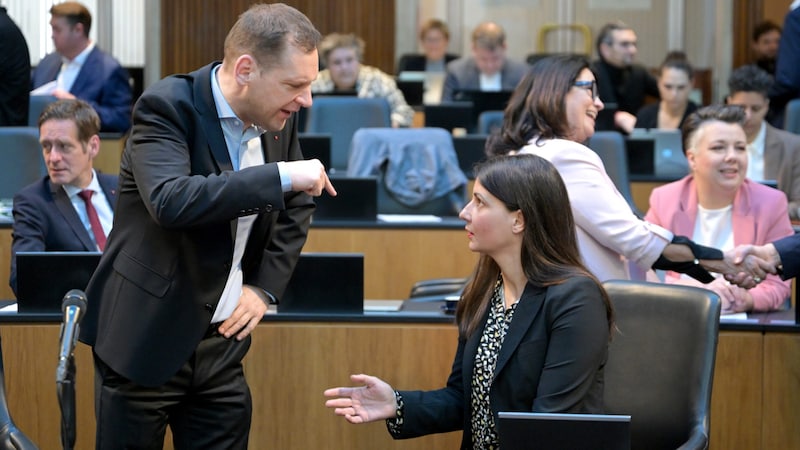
[
  {"left": 497, "top": 412, "right": 631, "bottom": 450},
  {"left": 313, "top": 177, "right": 377, "bottom": 221},
  {"left": 15, "top": 251, "right": 101, "bottom": 313},
  {"left": 279, "top": 253, "right": 364, "bottom": 315}
]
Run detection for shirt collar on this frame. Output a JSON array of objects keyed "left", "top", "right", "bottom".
[
  {"left": 62, "top": 41, "right": 95, "bottom": 66},
  {"left": 63, "top": 169, "right": 100, "bottom": 198},
  {"left": 749, "top": 121, "right": 767, "bottom": 156}
]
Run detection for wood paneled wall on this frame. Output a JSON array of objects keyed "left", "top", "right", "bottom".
[{"left": 160, "top": 0, "right": 395, "bottom": 77}]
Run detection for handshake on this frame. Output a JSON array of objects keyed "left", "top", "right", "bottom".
[{"left": 712, "top": 244, "right": 783, "bottom": 289}]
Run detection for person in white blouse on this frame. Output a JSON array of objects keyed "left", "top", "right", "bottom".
[{"left": 486, "top": 54, "right": 771, "bottom": 286}]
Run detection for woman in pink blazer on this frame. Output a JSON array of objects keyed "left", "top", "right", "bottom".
[{"left": 646, "top": 104, "right": 793, "bottom": 312}]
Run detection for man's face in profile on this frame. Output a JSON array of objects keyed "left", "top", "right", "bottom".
[{"left": 602, "top": 29, "right": 638, "bottom": 68}]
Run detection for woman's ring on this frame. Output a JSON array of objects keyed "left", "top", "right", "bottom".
[{"left": 754, "top": 277, "right": 762, "bottom": 283}]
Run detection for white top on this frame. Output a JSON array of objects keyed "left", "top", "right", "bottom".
[
  {"left": 746, "top": 122, "right": 766, "bottom": 181},
  {"left": 518, "top": 137, "right": 673, "bottom": 281},
  {"left": 57, "top": 42, "right": 95, "bottom": 92},
  {"left": 479, "top": 72, "right": 502, "bottom": 92}
]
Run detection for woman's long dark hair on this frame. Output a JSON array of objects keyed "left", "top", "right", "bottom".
[
  {"left": 456, "top": 154, "right": 613, "bottom": 338},
  {"left": 486, "top": 54, "right": 592, "bottom": 157}
]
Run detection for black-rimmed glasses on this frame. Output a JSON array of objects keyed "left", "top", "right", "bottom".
[{"left": 573, "top": 80, "right": 599, "bottom": 100}]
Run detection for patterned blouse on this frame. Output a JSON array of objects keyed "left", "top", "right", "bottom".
[
  {"left": 311, "top": 65, "right": 415, "bottom": 127},
  {"left": 387, "top": 279, "right": 517, "bottom": 449}
]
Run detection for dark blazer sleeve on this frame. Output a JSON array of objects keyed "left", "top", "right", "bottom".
[
  {"left": 71, "top": 48, "right": 133, "bottom": 133},
  {"left": 635, "top": 103, "right": 658, "bottom": 129},
  {"left": 774, "top": 234, "right": 800, "bottom": 280}
]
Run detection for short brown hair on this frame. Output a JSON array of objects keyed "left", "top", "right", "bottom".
[
  {"left": 681, "top": 104, "right": 746, "bottom": 155},
  {"left": 419, "top": 18, "right": 450, "bottom": 41},
  {"left": 319, "top": 33, "right": 365, "bottom": 64},
  {"left": 223, "top": 3, "right": 321, "bottom": 71},
  {"left": 50, "top": 1, "right": 92, "bottom": 37},
  {"left": 38, "top": 99, "right": 100, "bottom": 143}
]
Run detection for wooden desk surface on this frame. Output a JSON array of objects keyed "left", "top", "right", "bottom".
[{"left": 0, "top": 319, "right": 798, "bottom": 450}]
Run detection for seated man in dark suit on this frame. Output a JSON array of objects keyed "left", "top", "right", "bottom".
[
  {"left": 441, "top": 21, "right": 529, "bottom": 102},
  {"left": 31, "top": 1, "right": 132, "bottom": 133},
  {"left": 591, "top": 21, "right": 659, "bottom": 134},
  {"left": 9, "top": 99, "right": 117, "bottom": 296}
]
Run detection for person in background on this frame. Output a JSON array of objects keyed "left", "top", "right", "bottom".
[
  {"left": 751, "top": 20, "right": 781, "bottom": 76},
  {"left": 769, "top": 3, "right": 800, "bottom": 128},
  {"left": 10, "top": 99, "right": 117, "bottom": 296},
  {"left": 645, "top": 105, "right": 793, "bottom": 313},
  {"left": 487, "top": 54, "right": 771, "bottom": 286},
  {"left": 591, "top": 21, "right": 660, "bottom": 134},
  {"left": 311, "top": 32, "right": 414, "bottom": 128},
  {"left": 635, "top": 51, "right": 699, "bottom": 130},
  {"left": 396, "top": 18, "right": 458, "bottom": 74},
  {"left": 0, "top": 6, "right": 30, "bottom": 126},
  {"left": 726, "top": 64, "right": 800, "bottom": 220},
  {"left": 325, "top": 153, "right": 613, "bottom": 449},
  {"left": 31, "top": 1, "right": 132, "bottom": 133},
  {"left": 78, "top": 4, "right": 335, "bottom": 448},
  {"left": 441, "top": 21, "right": 529, "bottom": 101}
]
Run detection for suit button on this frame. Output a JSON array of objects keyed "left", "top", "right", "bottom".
[{"left": 204, "top": 303, "right": 214, "bottom": 312}]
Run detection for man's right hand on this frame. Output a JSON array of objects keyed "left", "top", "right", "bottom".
[{"left": 285, "top": 159, "right": 337, "bottom": 197}]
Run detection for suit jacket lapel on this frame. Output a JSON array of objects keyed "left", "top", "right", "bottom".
[
  {"left": 732, "top": 183, "right": 755, "bottom": 245},
  {"left": 51, "top": 181, "right": 95, "bottom": 250},
  {"left": 193, "top": 63, "right": 233, "bottom": 173},
  {"left": 70, "top": 48, "right": 99, "bottom": 95},
  {"left": 97, "top": 175, "right": 118, "bottom": 211},
  {"left": 494, "top": 284, "right": 546, "bottom": 376}
]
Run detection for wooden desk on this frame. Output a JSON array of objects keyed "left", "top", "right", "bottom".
[{"left": 0, "top": 315, "right": 798, "bottom": 450}]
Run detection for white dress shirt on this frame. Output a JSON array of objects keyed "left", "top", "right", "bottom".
[{"left": 57, "top": 42, "right": 95, "bottom": 92}]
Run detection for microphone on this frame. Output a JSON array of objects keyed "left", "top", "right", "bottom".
[{"left": 56, "top": 289, "right": 87, "bottom": 383}]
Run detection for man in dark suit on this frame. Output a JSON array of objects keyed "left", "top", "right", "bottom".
[
  {"left": 10, "top": 99, "right": 117, "bottom": 296},
  {"left": 78, "top": 4, "right": 335, "bottom": 449},
  {"left": 0, "top": 7, "right": 30, "bottom": 126},
  {"left": 441, "top": 22, "right": 529, "bottom": 102},
  {"left": 591, "top": 21, "right": 659, "bottom": 134},
  {"left": 31, "top": 2, "right": 132, "bottom": 133}
]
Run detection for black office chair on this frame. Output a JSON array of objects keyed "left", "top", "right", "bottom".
[
  {"left": 783, "top": 98, "right": 800, "bottom": 135},
  {"left": 476, "top": 110, "right": 504, "bottom": 135},
  {"left": 587, "top": 131, "right": 642, "bottom": 217},
  {"left": 602, "top": 280, "right": 721, "bottom": 450},
  {"left": 0, "top": 127, "right": 47, "bottom": 200},
  {"left": 0, "top": 337, "right": 38, "bottom": 449}
]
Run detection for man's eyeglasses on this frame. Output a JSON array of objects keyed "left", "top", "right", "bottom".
[{"left": 573, "top": 80, "right": 599, "bottom": 100}]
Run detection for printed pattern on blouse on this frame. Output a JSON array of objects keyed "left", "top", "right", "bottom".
[{"left": 471, "top": 278, "right": 518, "bottom": 449}]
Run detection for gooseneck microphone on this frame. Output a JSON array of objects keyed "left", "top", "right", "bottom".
[{"left": 56, "top": 289, "right": 87, "bottom": 384}]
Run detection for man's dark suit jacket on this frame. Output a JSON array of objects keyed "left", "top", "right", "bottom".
[
  {"left": 9, "top": 173, "right": 118, "bottom": 295},
  {"left": 591, "top": 58, "right": 659, "bottom": 132},
  {"left": 31, "top": 47, "right": 132, "bottom": 133},
  {"left": 79, "top": 62, "right": 315, "bottom": 387},
  {"left": 775, "top": 234, "right": 800, "bottom": 281},
  {"left": 441, "top": 56, "right": 530, "bottom": 102},
  {"left": 396, "top": 53, "right": 459, "bottom": 74},
  {"left": 0, "top": 7, "right": 30, "bottom": 126},
  {"left": 392, "top": 276, "right": 609, "bottom": 448}
]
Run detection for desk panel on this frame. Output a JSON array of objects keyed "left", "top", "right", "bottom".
[
  {"left": 304, "top": 227, "right": 477, "bottom": 300},
  {"left": 0, "top": 228, "right": 11, "bottom": 300},
  {"left": 1, "top": 321, "right": 798, "bottom": 450}
]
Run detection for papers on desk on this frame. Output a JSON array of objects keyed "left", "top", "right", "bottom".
[
  {"left": 30, "top": 80, "right": 57, "bottom": 95},
  {"left": 377, "top": 214, "right": 442, "bottom": 223},
  {"left": 363, "top": 299, "right": 404, "bottom": 312},
  {"left": 0, "top": 303, "right": 18, "bottom": 313},
  {"left": 720, "top": 312, "right": 758, "bottom": 323}
]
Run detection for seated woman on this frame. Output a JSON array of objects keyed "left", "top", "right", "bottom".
[
  {"left": 635, "top": 51, "right": 699, "bottom": 130},
  {"left": 396, "top": 18, "right": 459, "bottom": 74},
  {"left": 325, "top": 154, "right": 613, "bottom": 448},
  {"left": 487, "top": 54, "right": 770, "bottom": 285},
  {"left": 645, "top": 104, "right": 793, "bottom": 313},
  {"left": 312, "top": 33, "right": 414, "bottom": 128}
]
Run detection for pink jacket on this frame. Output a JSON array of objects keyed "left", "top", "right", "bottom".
[{"left": 646, "top": 176, "right": 794, "bottom": 311}]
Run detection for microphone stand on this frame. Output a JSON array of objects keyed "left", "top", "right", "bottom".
[{"left": 56, "top": 354, "right": 76, "bottom": 450}]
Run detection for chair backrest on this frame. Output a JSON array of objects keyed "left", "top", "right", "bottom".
[
  {"left": 304, "top": 97, "right": 391, "bottom": 173},
  {"left": 783, "top": 98, "right": 800, "bottom": 135},
  {"left": 347, "top": 127, "right": 468, "bottom": 215},
  {"left": 27, "top": 95, "right": 57, "bottom": 128},
  {"left": 0, "top": 127, "right": 46, "bottom": 200},
  {"left": 477, "top": 110, "right": 504, "bottom": 135},
  {"left": 602, "top": 280, "right": 721, "bottom": 450},
  {"left": 452, "top": 134, "right": 489, "bottom": 179},
  {"left": 587, "top": 131, "right": 641, "bottom": 216}
]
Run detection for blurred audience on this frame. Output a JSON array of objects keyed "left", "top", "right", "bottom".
[
  {"left": 0, "top": 7, "right": 31, "bottom": 126},
  {"left": 645, "top": 105, "right": 793, "bottom": 313},
  {"left": 312, "top": 32, "right": 414, "bottom": 128},
  {"left": 727, "top": 64, "right": 800, "bottom": 220},
  {"left": 396, "top": 18, "right": 458, "bottom": 74},
  {"left": 30, "top": 1, "right": 132, "bottom": 133},
  {"left": 751, "top": 20, "right": 781, "bottom": 76},
  {"left": 635, "top": 51, "right": 698, "bottom": 130},
  {"left": 441, "top": 21, "right": 529, "bottom": 101},
  {"left": 592, "top": 21, "right": 659, "bottom": 134}
]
